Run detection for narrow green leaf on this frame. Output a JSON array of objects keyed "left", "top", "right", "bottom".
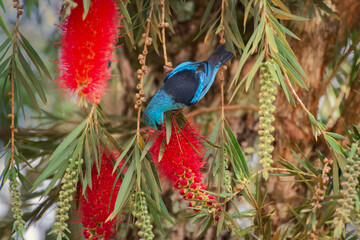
[
  {"left": 52, "top": 119, "right": 87, "bottom": 162},
  {"left": 0, "top": 15, "right": 13, "bottom": 40},
  {"left": 243, "top": 0, "right": 254, "bottom": 27},
  {"left": 14, "top": 66, "right": 40, "bottom": 112},
  {"left": 209, "top": 118, "right": 222, "bottom": 144},
  {"left": 108, "top": 163, "right": 135, "bottom": 219},
  {"left": 0, "top": 38, "right": 11, "bottom": 53},
  {"left": 30, "top": 143, "right": 76, "bottom": 192},
  {"left": 245, "top": 50, "right": 265, "bottom": 91},
  {"left": 200, "top": 0, "right": 215, "bottom": 28},
  {"left": 19, "top": 33, "right": 52, "bottom": 80},
  {"left": 216, "top": 211, "right": 225, "bottom": 236},
  {"left": 271, "top": 7, "right": 309, "bottom": 21},
  {"left": 118, "top": 1, "right": 132, "bottom": 24},
  {"left": 229, "top": 26, "right": 257, "bottom": 90},
  {"left": 265, "top": 25, "right": 278, "bottom": 53},
  {"left": 251, "top": 16, "right": 265, "bottom": 54},
  {"left": 0, "top": 0, "right": 5, "bottom": 12},
  {"left": 225, "top": 120, "right": 250, "bottom": 178},
  {"left": 326, "top": 132, "right": 345, "bottom": 140},
  {"left": 82, "top": 0, "right": 91, "bottom": 20},
  {"left": 197, "top": 216, "right": 213, "bottom": 237},
  {"left": 17, "top": 49, "right": 47, "bottom": 103},
  {"left": 165, "top": 112, "right": 172, "bottom": 144},
  {"left": 113, "top": 135, "right": 136, "bottom": 173},
  {"left": 324, "top": 134, "right": 343, "bottom": 153}
]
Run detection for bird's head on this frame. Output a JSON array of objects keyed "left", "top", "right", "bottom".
[{"left": 143, "top": 106, "right": 164, "bottom": 130}]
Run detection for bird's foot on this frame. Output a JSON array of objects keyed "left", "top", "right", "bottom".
[{"left": 163, "top": 64, "right": 174, "bottom": 74}]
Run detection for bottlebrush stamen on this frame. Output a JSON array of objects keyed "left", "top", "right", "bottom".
[{"left": 58, "top": 0, "right": 118, "bottom": 104}]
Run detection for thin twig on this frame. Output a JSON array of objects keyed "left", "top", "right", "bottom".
[
  {"left": 136, "top": 0, "right": 154, "bottom": 143},
  {"left": 159, "top": 0, "right": 170, "bottom": 67},
  {"left": 10, "top": 1, "right": 23, "bottom": 166}
]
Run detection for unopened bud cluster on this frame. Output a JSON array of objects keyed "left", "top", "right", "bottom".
[
  {"left": 173, "top": 167, "right": 222, "bottom": 221},
  {"left": 333, "top": 145, "right": 360, "bottom": 232},
  {"left": 311, "top": 158, "right": 332, "bottom": 209},
  {"left": 134, "top": 33, "right": 152, "bottom": 110},
  {"left": 132, "top": 192, "right": 154, "bottom": 240},
  {"left": 53, "top": 158, "right": 82, "bottom": 238},
  {"left": 10, "top": 176, "right": 26, "bottom": 237},
  {"left": 258, "top": 60, "right": 277, "bottom": 179}
]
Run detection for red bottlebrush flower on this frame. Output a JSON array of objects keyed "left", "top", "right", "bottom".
[
  {"left": 148, "top": 120, "right": 221, "bottom": 213},
  {"left": 58, "top": 0, "right": 118, "bottom": 104},
  {"left": 79, "top": 150, "right": 124, "bottom": 239},
  {"left": 149, "top": 122, "right": 206, "bottom": 182}
]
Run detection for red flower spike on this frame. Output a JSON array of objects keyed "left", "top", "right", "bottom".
[
  {"left": 79, "top": 150, "right": 124, "bottom": 239},
  {"left": 58, "top": 0, "right": 119, "bottom": 104},
  {"left": 93, "top": 236, "right": 99, "bottom": 240},
  {"left": 215, "top": 215, "right": 220, "bottom": 221},
  {"left": 148, "top": 121, "right": 222, "bottom": 214},
  {"left": 149, "top": 122, "right": 205, "bottom": 182}
]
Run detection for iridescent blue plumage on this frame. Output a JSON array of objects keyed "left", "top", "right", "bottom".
[{"left": 143, "top": 45, "right": 233, "bottom": 129}]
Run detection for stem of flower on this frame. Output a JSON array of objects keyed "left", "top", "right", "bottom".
[{"left": 10, "top": 1, "right": 23, "bottom": 166}]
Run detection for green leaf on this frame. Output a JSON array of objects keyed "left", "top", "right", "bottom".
[
  {"left": 229, "top": 25, "right": 257, "bottom": 90},
  {"left": 118, "top": 1, "right": 132, "bottom": 24},
  {"left": 82, "top": 0, "right": 91, "bottom": 20},
  {"left": 251, "top": 16, "right": 265, "bottom": 54},
  {"left": 324, "top": 133, "right": 343, "bottom": 153},
  {"left": 113, "top": 135, "right": 136, "bottom": 173},
  {"left": 271, "top": 7, "right": 309, "bottom": 21},
  {"left": 216, "top": 211, "right": 225, "bottom": 236},
  {"left": 197, "top": 216, "right": 213, "bottom": 237},
  {"left": 243, "top": 0, "right": 254, "bottom": 27},
  {"left": 19, "top": 33, "right": 52, "bottom": 80},
  {"left": 0, "top": 15, "right": 13, "bottom": 40},
  {"left": 209, "top": 118, "right": 221, "bottom": 144},
  {"left": 325, "top": 132, "right": 345, "bottom": 140},
  {"left": 17, "top": 49, "right": 47, "bottom": 103},
  {"left": 265, "top": 25, "right": 278, "bottom": 53},
  {"left": 165, "top": 112, "right": 172, "bottom": 144},
  {"left": 144, "top": 192, "right": 175, "bottom": 225},
  {"left": 245, "top": 50, "right": 265, "bottom": 91},
  {"left": 200, "top": 0, "right": 215, "bottom": 28},
  {"left": 225, "top": 120, "right": 250, "bottom": 178},
  {"left": 0, "top": 38, "right": 11, "bottom": 53},
  {"left": 14, "top": 66, "right": 40, "bottom": 112},
  {"left": 0, "top": 0, "right": 5, "bottom": 12},
  {"left": 108, "top": 162, "right": 135, "bottom": 220},
  {"left": 30, "top": 142, "right": 76, "bottom": 192},
  {"left": 291, "top": 149, "right": 318, "bottom": 175}
]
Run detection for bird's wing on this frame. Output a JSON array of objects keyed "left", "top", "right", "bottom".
[
  {"left": 163, "top": 61, "right": 197, "bottom": 84},
  {"left": 161, "top": 62, "right": 202, "bottom": 106},
  {"left": 190, "top": 62, "right": 214, "bottom": 104}
]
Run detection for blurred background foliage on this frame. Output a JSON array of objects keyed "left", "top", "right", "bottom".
[{"left": 0, "top": 0, "right": 360, "bottom": 239}]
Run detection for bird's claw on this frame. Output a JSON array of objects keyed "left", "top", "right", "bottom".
[{"left": 164, "top": 65, "right": 174, "bottom": 74}]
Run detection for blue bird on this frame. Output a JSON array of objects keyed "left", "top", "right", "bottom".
[{"left": 143, "top": 44, "right": 233, "bottom": 129}]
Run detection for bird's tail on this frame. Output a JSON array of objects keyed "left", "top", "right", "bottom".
[{"left": 207, "top": 44, "right": 234, "bottom": 68}]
